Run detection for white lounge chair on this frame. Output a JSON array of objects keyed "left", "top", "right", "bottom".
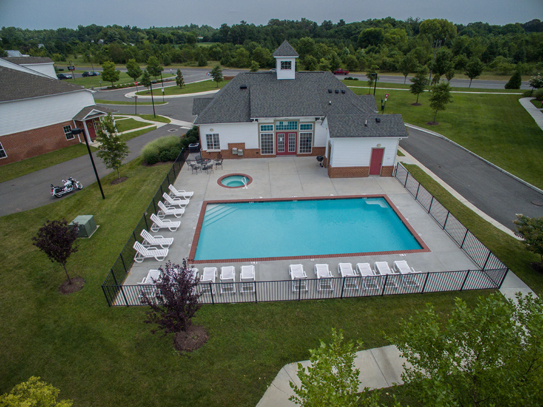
[
  {"left": 150, "top": 213, "right": 181, "bottom": 232},
  {"left": 140, "top": 229, "right": 173, "bottom": 249},
  {"left": 220, "top": 266, "right": 236, "bottom": 294},
  {"left": 168, "top": 185, "right": 194, "bottom": 199},
  {"left": 356, "top": 263, "right": 379, "bottom": 290},
  {"left": 393, "top": 260, "right": 420, "bottom": 287},
  {"left": 200, "top": 267, "right": 217, "bottom": 293},
  {"left": 162, "top": 193, "right": 189, "bottom": 208},
  {"left": 139, "top": 269, "right": 162, "bottom": 284},
  {"left": 240, "top": 265, "right": 256, "bottom": 293},
  {"left": 289, "top": 264, "right": 308, "bottom": 292},
  {"left": 338, "top": 263, "right": 359, "bottom": 290},
  {"left": 374, "top": 261, "right": 399, "bottom": 288},
  {"left": 315, "top": 264, "right": 333, "bottom": 291},
  {"left": 157, "top": 201, "right": 185, "bottom": 219},
  {"left": 133, "top": 241, "right": 168, "bottom": 263}
]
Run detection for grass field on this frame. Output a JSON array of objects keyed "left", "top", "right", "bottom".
[
  {"left": 62, "top": 72, "right": 174, "bottom": 89},
  {"left": 135, "top": 79, "right": 228, "bottom": 96},
  {"left": 344, "top": 79, "right": 524, "bottom": 93},
  {"left": 349, "top": 86, "right": 543, "bottom": 190},
  {"left": 531, "top": 99, "right": 542, "bottom": 108},
  {"left": 0, "top": 155, "right": 497, "bottom": 406},
  {"left": 114, "top": 118, "right": 150, "bottom": 133}
]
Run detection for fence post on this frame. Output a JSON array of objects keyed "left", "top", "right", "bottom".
[
  {"left": 381, "top": 275, "right": 389, "bottom": 295},
  {"left": 210, "top": 284, "right": 215, "bottom": 305},
  {"left": 415, "top": 183, "right": 421, "bottom": 201},
  {"left": 421, "top": 272, "right": 429, "bottom": 293},
  {"left": 460, "top": 270, "right": 471, "bottom": 291},
  {"left": 119, "top": 285, "right": 130, "bottom": 307},
  {"left": 460, "top": 229, "right": 469, "bottom": 249},
  {"left": 120, "top": 254, "right": 127, "bottom": 273},
  {"left": 498, "top": 269, "right": 510, "bottom": 289},
  {"left": 143, "top": 214, "right": 149, "bottom": 231},
  {"left": 152, "top": 199, "right": 157, "bottom": 214},
  {"left": 482, "top": 252, "right": 492, "bottom": 270},
  {"left": 111, "top": 269, "right": 119, "bottom": 285},
  {"left": 172, "top": 163, "right": 176, "bottom": 178},
  {"left": 102, "top": 286, "right": 111, "bottom": 307},
  {"left": 254, "top": 282, "right": 258, "bottom": 303},
  {"left": 340, "top": 278, "right": 346, "bottom": 299},
  {"left": 443, "top": 211, "right": 450, "bottom": 230},
  {"left": 298, "top": 281, "right": 302, "bottom": 301},
  {"left": 404, "top": 171, "right": 409, "bottom": 187},
  {"left": 428, "top": 196, "right": 434, "bottom": 214}
]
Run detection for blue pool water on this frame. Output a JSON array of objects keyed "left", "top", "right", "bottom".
[{"left": 194, "top": 197, "right": 423, "bottom": 261}]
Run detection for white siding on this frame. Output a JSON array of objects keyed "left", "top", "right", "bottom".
[
  {"left": 275, "top": 57, "right": 296, "bottom": 80},
  {"left": 199, "top": 123, "right": 258, "bottom": 150},
  {"left": 314, "top": 119, "right": 328, "bottom": 147},
  {"left": 329, "top": 137, "right": 399, "bottom": 167},
  {"left": 0, "top": 91, "right": 95, "bottom": 136},
  {"left": 21, "top": 63, "right": 57, "bottom": 79}
]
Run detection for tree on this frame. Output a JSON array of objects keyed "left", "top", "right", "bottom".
[
  {"left": 432, "top": 48, "right": 453, "bottom": 77},
  {"left": 210, "top": 64, "right": 223, "bottom": 87},
  {"left": 197, "top": 53, "right": 207, "bottom": 67},
  {"left": 358, "top": 28, "right": 385, "bottom": 48},
  {"left": 391, "top": 293, "right": 543, "bottom": 407},
  {"left": 249, "top": 60, "right": 259, "bottom": 72},
  {"left": 289, "top": 329, "right": 372, "bottom": 407},
  {"left": 126, "top": 58, "right": 142, "bottom": 89},
  {"left": 146, "top": 55, "right": 163, "bottom": 80},
  {"left": 32, "top": 219, "right": 79, "bottom": 284},
  {"left": 445, "top": 68, "right": 455, "bottom": 82},
  {"left": 429, "top": 81, "right": 452, "bottom": 123},
  {"left": 399, "top": 53, "right": 418, "bottom": 84},
  {"left": 514, "top": 215, "right": 543, "bottom": 267},
  {"left": 505, "top": 70, "right": 522, "bottom": 89},
  {"left": 529, "top": 73, "right": 543, "bottom": 91},
  {"left": 101, "top": 61, "right": 119, "bottom": 87},
  {"left": 366, "top": 65, "right": 379, "bottom": 95},
  {"left": 464, "top": 57, "right": 484, "bottom": 87},
  {"left": 0, "top": 376, "right": 72, "bottom": 407},
  {"left": 175, "top": 68, "right": 184, "bottom": 89},
  {"left": 142, "top": 260, "right": 202, "bottom": 337},
  {"left": 409, "top": 66, "right": 429, "bottom": 105},
  {"left": 141, "top": 69, "right": 156, "bottom": 118},
  {"left": 96, "top": 113, "right": 129, "bottom": 180},
  {"left": 419, "top": 18, "right": 457, "bottom": 41}
]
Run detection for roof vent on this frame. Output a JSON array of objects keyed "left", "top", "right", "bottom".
[
  {"left": 328, "top": 89, "right": 332, "bottom": 93},
  {"left": 341, "top": 90, "right": 346, "bottom": 94},
  {"left": 329, "top": 101, "right": 332, "bottom": 105},
  {"left": 240, "top": 85, "right": 247, "bottom": 89},
  {"left": 376, "top": 117, "right": 381, "bottom": 123},
  {"left": 364, "top": 120, "right": 368, "bottom": 127},
  {"left": 335, "top": 89, "right": 339, "bottom": 94}
]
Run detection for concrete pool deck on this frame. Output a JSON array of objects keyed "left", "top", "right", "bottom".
[{"left": 125, "top": 155, "right": 482, "bottom": 285}]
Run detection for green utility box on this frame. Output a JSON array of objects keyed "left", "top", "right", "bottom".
[{"left": 70, "top": 215, "right": 97, "bottom": 238}]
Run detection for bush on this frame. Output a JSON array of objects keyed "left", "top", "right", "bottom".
[
  {"left": 142, "top": 136, "right": 182, "bottom": 164},
  {"left": 535, "top": 89, "right": 543, "bottom": 101},
  {"left": 505, "top": 71, "right": 522, "bottom": 89}
]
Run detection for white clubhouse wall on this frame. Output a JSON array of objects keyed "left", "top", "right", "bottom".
[
  {"left": 199, "top": 122, "right": 259, "bottom": 150},
  {"left": 0, "top": 91, "right": 95, "bottom": 136},
  {"left": 329, "top": 137, "right": 399, "bottom": 167}
]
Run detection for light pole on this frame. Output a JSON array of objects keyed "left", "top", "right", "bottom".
[
  {"left": 372, "top": 72, "right": 378, "bottom": 96},
  {"left": 134, "top": 95, "right": 138, "bottom": 115},
  {"left": 70, "top": 128, "right": 105, "bottom": 200}
]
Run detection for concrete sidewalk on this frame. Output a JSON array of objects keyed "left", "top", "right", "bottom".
[{"left": 519, "top": 97, "right": 543, "bottom": 131}]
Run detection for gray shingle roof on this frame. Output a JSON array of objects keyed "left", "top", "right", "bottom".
[
  {"left": 2, "top": 56, "right": 53, "bottom": 65},
  {"left": 327, "top": 114, "right": 408, "bottom": 138},
  {"left": 0, "top": 66, "right": 86, "bottom": 103},
  {"left": 192, "top": 97, "right": 214, "bottom": 116},
  {"left": 272, "top": 41, "right": 299, "bottom": 57}
]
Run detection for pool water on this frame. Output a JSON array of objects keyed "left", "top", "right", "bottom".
[
  {"left": 193, "top": 197, "right": 423, "bottom": 261},
  {"left": 221, "top": 175, "right": 249, "bottom": 187}
]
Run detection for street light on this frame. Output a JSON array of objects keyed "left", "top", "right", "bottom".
[
  {"left": 371, "top": 72, "right": 378, "bottom": 96},
  {"left": 70, "top": 128, "right": 105, "bottom": 200},
  {"left": 134, "top": 95, "right": 138, "bottom": 115}
]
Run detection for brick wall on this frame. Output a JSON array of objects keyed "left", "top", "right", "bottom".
[
  {"left": 328, "top": 166, "right": 370, "bottom": 178},
  {"left": 0, "top": 121, "right": 79, "bottom": 166},
  {"left": 381, "top": 166, "right": 394, "bottom": 177},
  {"left": 201, "top": 145, "right": 326, "bottom": 160}
]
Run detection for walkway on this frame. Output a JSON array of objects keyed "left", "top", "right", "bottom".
[{"left": 519, "top": 97, "right": 543, "bottom": 131}]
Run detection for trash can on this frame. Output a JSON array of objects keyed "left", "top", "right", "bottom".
[{"left": 189, "top": 143, "right": 200, "bottom": 153}]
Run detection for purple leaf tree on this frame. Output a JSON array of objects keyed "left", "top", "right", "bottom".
[
  {"left": 32, "top": 219, "right": 79, "bottom": 284},
  {"left": 142, "top": 259, "right": 202, "bottom": 335}
]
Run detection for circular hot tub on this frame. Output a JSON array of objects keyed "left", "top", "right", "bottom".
[{"left": 218, "top": 174, "right": 253, "bottom": 188}]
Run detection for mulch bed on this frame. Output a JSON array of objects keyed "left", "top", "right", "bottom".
[
  {"left": 426, "top": 122, "right": 439, "bottom": 125},
  {"left": 142, "top": 161, "right": 172, "bottom": 167},
  {"left": 111, "top": 177, "right": 128, "bottom": 185},
  {"left": 411, "top": 103, "right": 422, "bottom": 106},
  {"left": 531, "top": 262, "right": 543, "bottom": 274},
  {"left": 173, "top": 325, "right": 208, "bottom": 353},
  {"left": 59, "top": 277, "right": 85, "bottom": 294}
]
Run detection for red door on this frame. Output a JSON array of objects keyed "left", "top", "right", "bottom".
[
  {"left": 369, "top": 148, "right": 384, "bottom": 175},
  {"left": 86, "top": 119, "right": 97, "bottom": 140}
]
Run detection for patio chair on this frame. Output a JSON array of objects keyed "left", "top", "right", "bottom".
[
  {"left": 188, "top": 162, "right": 201, "bottom": 174},
  {"left": 140, "top": 229, "right": 174, "bottom": 249},
  {"left": 374, "top": 262, "right": 399, "bottom": 288},
  {"left": 157, "top": 201, "right": 185, "bottom": 219},
  {"left": 200, "top": 267, "right": 217, "bottom": 294},
  {"left": 240, "top": 265, "right": 256, "bottom": 293},
  {"left": 150, "top": 213, "right": 181, "bottom": 232},
  {"left": 338, "top": 263, "right": 359, "bottom": 290},
  {"left": 393, "top": 260, "right": 420, "bottom": 288},
  {"left": 356, "top": 263, "right": 380, "bottom": 290},
  {"left": 315, "top": 264, "right": 333, "bottom": 291},
  {"left": 289, "top": 264, "right": 308, "bottom": 292},
  {"left": 162, "top": 193, "right": 189, "bottom": 209},
  {"left": 133, "top": 241, "right": 168, "bottom": 263},
  {"left": 202, "top": 162, "right": 214, "bottom": 174},
  {"left": 214, "top": 158, "right": 223, "bottom": 169},
  {"left": 168, "top": 185, "right": 194, "bottom": 199},
  {"left": 142, "top": 269, "right": 162, "bottom": 284},
  {"left": 220, "top": 266, "right": 236, "bottom": 294}
]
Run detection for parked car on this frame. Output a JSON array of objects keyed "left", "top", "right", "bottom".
[
  {"left": 334, "top": 69, "right": 349, "bottom": 75},
  {"left": 269, "top": 68, "right": 276, "bottom": 73},
  {"left": 57, "top": 73, "right": 73, "bottom": 80},
  {"left": 82, "top": 71, "right": 99, "bottom": 77}
]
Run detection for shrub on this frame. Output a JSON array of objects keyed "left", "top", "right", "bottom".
[
  {"left": 505, "top": 71, "right": 522, "bottom": 89},
  {"left": 142, "top": 136, "right": 182, "bottom": 164},
  {"left": 535, "top": 88, "right": 543, "bottom": 101}
]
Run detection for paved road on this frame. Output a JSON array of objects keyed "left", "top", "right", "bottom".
[
  {"left": 0, "top": 125, "right": 181, "bottom": 217},
  {"left": 400, "top": 127, "right": 543, "bottom": 231}
]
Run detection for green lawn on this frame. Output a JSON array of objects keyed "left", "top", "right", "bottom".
[
  {"left": 0, "top": 144, "right": 97, "bottom": 184},
  {"left": 135, "top": 114, "right": 171, "bottom": 124},
  {"left": 345, "top": 79, "right": 524, "bottom": 93},
  {"left": 135, "top": 79, "right": 229, "bottom": 96},
  {"left": 63, "top": 72, "right": 174, "bottom": 89},
  {"left": 350, "top": 87, "right": 543, "bottom": 190},
  {"left": 530, "top": 99, "right": 542, "bottom": 109},
  {"left": 95, "top": 99, "right": 167, "bottom": 106},
  {"left": 0, "top": 155, "right": 494, "bottom": 406},
  {"left": 114, "top": 118, "right": 150, "bottom": 133}
]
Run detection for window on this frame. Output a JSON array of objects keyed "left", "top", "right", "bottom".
[
  {"left": 299, "top": 133, "right": 313, "bottom": 153},
  {"left": 260, "top": 124, "right": 273, "bottom": 132},
  {"left": 0, "top": 141, "right": 6, "bottom": 159},
  {"left": 300, "top": 123, "right": 313, "bottom": 131},
  {"left": 260, "top": 133, "right": 274, "bottom": 154},
  {"left": 276, "top": 121, "right": 298, "bottom": 130},
  {"left": 206, "top": 133, "right": 220, "bottom": 150},
  {"left": 63, "top": 125, "right": 74, "bottom": 140},
  {"left": 280, "top": 61, "right": 292, "bottom": 70}
]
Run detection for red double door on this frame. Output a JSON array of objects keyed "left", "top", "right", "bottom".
[{"left": 276, "top": 132, "right": 297, "bottom": 155}]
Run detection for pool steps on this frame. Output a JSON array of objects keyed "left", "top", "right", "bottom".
[{"left": 203, "top": 205, "right": 238, "bottom": 227}]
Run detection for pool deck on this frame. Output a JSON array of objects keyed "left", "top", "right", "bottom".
[{"left": 125, "top": 156, "right": 479, "bottom": 285}]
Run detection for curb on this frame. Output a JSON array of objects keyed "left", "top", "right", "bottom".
[{"left": 404, "top": 123, "right": 543, "bottom": 196}]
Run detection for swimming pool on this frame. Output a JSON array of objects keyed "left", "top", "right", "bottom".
[{"left": 191, "top": 196, "right": 428, "bottom": 262}]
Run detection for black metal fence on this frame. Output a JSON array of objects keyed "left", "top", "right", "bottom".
[
  {"left": 101, "top": 148, "right": 189, "bottom": 306},
  {"left": 394, "top": 163, "right": 509, "bottom": 274}
]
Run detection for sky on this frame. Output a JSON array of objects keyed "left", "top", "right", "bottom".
[{"left": 0, "top": 0, "right": 542, "bottom": 30}]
